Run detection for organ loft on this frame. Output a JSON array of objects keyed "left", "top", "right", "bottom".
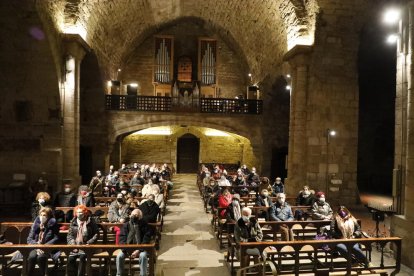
[{"left": 0, "top": 0, "right": 414, "bottom": 275}]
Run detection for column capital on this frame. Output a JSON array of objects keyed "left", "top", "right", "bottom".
[
  {"left": 62, "top": 33, "right": 90, "bottom": 60},
  {"left": 283, "top": 45, "right": 313, "bottom": 67}
]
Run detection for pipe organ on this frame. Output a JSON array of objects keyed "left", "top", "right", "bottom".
[
  {"left": 198, "top": 38, "right": 217, "bottom": 98},
  {"left": 153, "top": 36, "right": 174, "bottom": 96}
]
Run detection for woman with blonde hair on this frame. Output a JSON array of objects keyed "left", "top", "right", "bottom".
[
  {"left": 330, "top": 206, "right": 372, "bottom": 268},
  {"left": 31, "top": 192, "right": 52, "bottom": 221}
]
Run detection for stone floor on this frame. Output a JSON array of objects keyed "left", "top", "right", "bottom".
[{"left": 156, "top": 174, "right": 229, "bottom": 276}]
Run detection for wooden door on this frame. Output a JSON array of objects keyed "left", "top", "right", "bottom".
[{"left": 177, "top": 134, "right": 200, "bottom": 173}]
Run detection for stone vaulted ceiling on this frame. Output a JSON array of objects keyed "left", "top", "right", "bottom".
[{"left": 38, "top": 0, "right": 318, "bottom": 82}]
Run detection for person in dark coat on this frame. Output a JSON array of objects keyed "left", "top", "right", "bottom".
[
  {"left": 295, "top": 185, "right": 315, "bottom": 220},
  {"left": 271, "top": 177, "right": 284, "bottom": 196},
  {"left": 255, "top": 189, "right": 273, "bottom": 220},
  {"left": 116, "top": 209, "right": 149, "bottom": 276},
  {"left": 76, "top": 185, "right": 95, "bottom": 207},
  {"left": 54, "top": 183, "right": 77, "bottom": 222},
  {"left": 226, "top": 194, "right": 242, "bottom": 222},
  {"left": 139, "top": 194, "right": 160, "bottom": 242},
  {"left": 67, "top": 205, "right": 100, "bottom": 276},
  {"left": 27, "top": 207, "right": 59, "bottom": 276},
  {"left": 269, "top": 193, "right": 294, "bottom": 241}
]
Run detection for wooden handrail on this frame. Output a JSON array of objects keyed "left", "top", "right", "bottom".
[{"left": 0, "top": 243, "right": 156, "bottom": 276}]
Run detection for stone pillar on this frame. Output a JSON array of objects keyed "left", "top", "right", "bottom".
[
  {"left": 62, "top": 34, "right": 89, "bottom": 184},
  {"left": 283, "top": 46, "right": 312, "bottom": 195},
  {"left": 391, "top": 2, "right": 414, "bottom": 268}
]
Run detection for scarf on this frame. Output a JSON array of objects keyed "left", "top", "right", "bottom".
[
  {"left": 232, "top": 202, "right": 241, "bottom": 221},
  {"left": 336, "top": 216, "right": 355, "bottom": 239},
  {"left": 127, "top": 221, "right": 141, "bottom": 244},
  {"left": 76, "top": 218, "right": 87, "bottom": 244},
  {"left": 38, "top": 223, "right": 45, "bottom": 244}
]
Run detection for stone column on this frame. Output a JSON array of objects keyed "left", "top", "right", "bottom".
[
  {"left": 62, "top": 34, "right": 89, "bottom": 184},
  {"left": 391, "top": 2, "right": 414, "bottom": 268},
  {"left": 283, "top": 46, "right": 312, "bottom": 195}
]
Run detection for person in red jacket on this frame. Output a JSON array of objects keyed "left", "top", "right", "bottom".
[{"left": 218, "top": 188, "right": 233, "bottom": 218}]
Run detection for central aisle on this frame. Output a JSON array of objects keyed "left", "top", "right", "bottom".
[{"left": 156, "top": 174, "right": 230, "bottom": 276}]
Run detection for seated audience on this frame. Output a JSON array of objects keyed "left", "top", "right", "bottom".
[
  {"left": 247, "top": 167, "right": 260, "bottom": 186},
  {"left": 139, "top": 194, "right": 160, "bottom": 242},
  {"left": 53, "top": 183, "right": 77, "bottom": 222},
  {"left": 240, "top": 164, "right": 250, "bottom": 175},
  {"left": 116, "top": 209, "right": 149, "bottom": 276},
  {"left": 330, "top": 206, "right": 372, "bottom": 268},
  {"left": 311, "top": 192, "right": 333, "bottom": 220},
  {"left": 31, "top": 192, "right": 53, "bottom": 222},
  {"left": 152, "top": 185, "right": 165, "bottom": 210},
  {"left": 27, "top": 207, "right": 59, "bottom": 276},
  {"left": 67, "top": 205, "right": 99, "bottom": 276},
  {"left": 77, "top": 185, "right": 95, "bottom": 207},
  {"left": 295, "top": 185, "right": 315, "bottom": 220},
  {"left": 226, "top": 194, "right": 242, "bottom": 223},
  {"left": 218, "top": 188, "right": 233, "bottom": 218},
  {"left": 119, "top": 163, "right": 129, "bottom": 174},
  {"left": 234, "top": 207, "right": 263, "bottom": 269},
  {"left": 271, "top": 177, "right": 284, "bottom": 196},
  {"left": 130, "top": 171, "right": 145, "bottom": 186},
  {"left": 108, "top": 193, "right": 131, "bottom": 244},
  {"left": 218, "top": 175, "right": 231, "bottom": 187},
  {"left": 258, "top": 177, "right": 272, "bottom": 195},
  {"left": 255, "top": 189, "right": 273, "bottom": 220},
  {"left": 269, "top": 193, "right": 294, "bottom": 241}
]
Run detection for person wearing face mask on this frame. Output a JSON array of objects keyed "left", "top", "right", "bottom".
[
  {"left": 116, "top": 209, "right": 149, "bottom": 276},
  {"left": 218, "top": 188, "right": 233, "bottom": 218},
  {"left": 311, "top": 192, "right": 333, "bottom": 221},
  {"left": 139, "top": 194, "right": 160, "bottom": 242},
  {"left": 226, "top": 194, "right": 242, "bottom": 223},
  {"left": 269, "top": 193, "right": 294, "bottom": 241},
  {"left": 271, "top": 177, "right": 284, "bottom": 196},
  {"left": 26, "top": 207, "right": 59, "bottom": 276},
  {"left": 218, "top": 175, "right": 231, "bottom": 187},
  {"left": 130, "top": 171, "right": 145, "bottom": 186},
  {"left": 77, "top": 185, "right": 95, "bottom": 207},
  {"left": 141, "top": 180, "right": 154, "bottom": 198},
  {"left": 53, "top": 183, "right": 77, "bottom": 222},
  {"left": 67, "top": 205, "right": 99, "bottom": 276},
  {"left": 29, "top": 174, "right": 49, "bottom": 200},
  {"left": 240, "top": 164, "right": 250, "bottom": 176},
  {"left": 295, "top": 186, "right": 316, "bottom": 220},
  {"left": 255, "top": 189, "right": 273, "bottom": 221},
  {"left": 108, "top": 193, "right": 131, "bottom": 244},
  {"left": 234, "top": 207, "right": 263, "bottom": 269},
  {"left": 330, "top": 206, "right": 372, "bottom": 268},
  {"left": 31, "top": 192, "right": 53, "bottom": 222}
]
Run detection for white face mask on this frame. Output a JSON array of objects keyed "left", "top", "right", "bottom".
[
  {"left": 242, "top": 215, "right": 249, "bottom": 222},
  {"left": 319, "top": 198, "right": 325, "bottom": 203},
  {"left": 278, "top": 199, "right": 285, "bottom": 205},
  {"left": 40, "top": 216, "right": 47, "bottom": 224},
  {"left": 38, "top": 199, "right": 46, "bottom": 205},
  {"left": 64, "top": 188, "right": 71, "bottom": 193}
]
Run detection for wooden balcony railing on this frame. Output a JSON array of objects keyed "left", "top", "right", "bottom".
[{"left": 105, "top": 95, "right": 263, "bottom": 114}]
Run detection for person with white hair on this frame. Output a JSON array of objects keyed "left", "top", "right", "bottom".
[
  {"left": 151, "top": 184, "right": 165, "bottom": 209},
  {"left": 116, "top": 208, "right": 149, "bottom": 276},
  {"left": 272, "top": 177, "right": 284, "bottom": 195},
  {"left": 234, "top": 207, "right": 263, "bottom": 268}
]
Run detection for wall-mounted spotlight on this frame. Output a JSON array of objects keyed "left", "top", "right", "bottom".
[
  {"left": 286, "top": 85, "right": 291, "bottom": 91},
  {"left": 387, "top": 33, "right": 400, "bottom": 44},
  {"left": 383, "top": 8, "right": 401, "bottom": 25},
  {"left": 286, "top": 74, "right": 291, "bottom": 78},
  {"left": 327, "top": 128, "right": 337, "bottom": 144}
]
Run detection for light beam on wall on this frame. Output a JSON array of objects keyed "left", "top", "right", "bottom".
[
  {"left": 133, "top": 127, "right": 172, "bottom": 135},
  {"left": 61, "top": 23, "right": 87, "bottom": 41},
  {"left": 287, "top": 35, "right": 314, "bottom": 51},
  {"left": 204, "top": 129, "right": 230, "bottom": 137}
]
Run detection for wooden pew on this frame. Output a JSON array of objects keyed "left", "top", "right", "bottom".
[
  {"left": 0, "top": 243, "right": 157, "bottom": 276},
  {"left": 235, "top": 237, "right": 401, "bottom": 276}
]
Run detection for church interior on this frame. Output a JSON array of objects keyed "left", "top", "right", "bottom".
[{"left": 1, "top": 0, "right": 414, "bottom": 275}]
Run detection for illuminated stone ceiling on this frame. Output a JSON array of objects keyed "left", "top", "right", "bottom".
[{"left": 38, "top": 0, "right": 318, "bottom": 82}]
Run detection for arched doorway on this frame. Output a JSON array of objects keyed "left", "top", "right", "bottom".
[{"left": 177, "top": 133, "right": 200, "bottom": 173}]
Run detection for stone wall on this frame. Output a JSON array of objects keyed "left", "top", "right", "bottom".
[
  {"left": 120, "top": 19, "right": 248, "bottom": 98},
  {"left": 120, "top": 126, "right": 257, "bottom": 170},
  {"left": 0, "top": 0, "right": 63, "bottom": 189}
]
